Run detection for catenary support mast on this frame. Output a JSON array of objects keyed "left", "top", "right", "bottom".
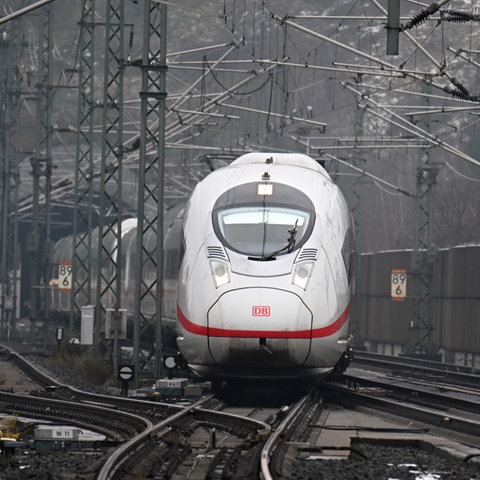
[
  {"left": 133, "top": 0, "right": 168, "bottom": 377},
  {"left": 95, "top": 0, "right": 126, "bottom": 372},
  {"left": 0, "top": 15, "right": 23, "bottom": 340},
  {"left": 28, "top": 3, "right": 53, "bottom": 344},
  {"left": 71, "top": 0, "right": 98, "bottom": 339},
  {"left": 405, "top": 84, "right": 439, "bottom": 356}
]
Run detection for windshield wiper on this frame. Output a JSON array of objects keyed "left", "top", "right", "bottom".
[{"left": 248, "top": 220, "right": 298, "bottom": 261}]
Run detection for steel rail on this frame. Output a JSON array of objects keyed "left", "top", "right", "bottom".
[
  {"left": 351, "top": 351, "right": 480, "bottom": 389},
  {"left": 97, "top": 394, "right": 213, "bottom": 480},
  {"left": 326, "top": 382, "right": 480, "bottom": 446},
  {"left": 260, "top": 394, "right": 309, "bottom": 480},
  {"left": 0, "top": 390, "right": 150, "bottom": 439},
  {"left": 97, "top": 396, "right": 272, "bottom": 479}
]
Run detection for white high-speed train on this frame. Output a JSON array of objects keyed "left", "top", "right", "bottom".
[
  {"left": 175, "top": 152, "right": 354, "bottom": 383},
  {"left": 50, "top": 152, "right": 354, "bottom": 383}
]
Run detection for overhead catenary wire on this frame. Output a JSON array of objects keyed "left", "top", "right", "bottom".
[
  {"left": 343, "top": 81, "right": 480, "bottom": 169},
  {"left": 9, "top": 0, "right": 480, "bottom": 228},
  {"left": 273, "top": 14, "right": 451, "bottom": 98},
  {"left": 0, "top": 0, "right": 54, "bottom": 25},
  {"left": 445, "top": 161, "right": 480, "bottom": 182},
  {"left": 322, "top": 152, "right": 414, "bottom": 197}
]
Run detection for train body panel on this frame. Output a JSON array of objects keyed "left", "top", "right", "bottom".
[
  {"left": 176, "top": 152, "right": 354, "bottom": 382},
  {"left": 49, "top": 205, "right": 185, "bottom": 347}
]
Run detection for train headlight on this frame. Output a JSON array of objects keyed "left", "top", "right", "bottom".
[
  {"left": 210, "top": 259, "right": 231, "bottom": 288},
  {"left": 292, "top": 262, "right": 314, "bottom": 290}
]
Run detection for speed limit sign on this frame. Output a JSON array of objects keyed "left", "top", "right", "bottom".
[{"left": 391, "top": 269, "right": 407, "bottom": 301}]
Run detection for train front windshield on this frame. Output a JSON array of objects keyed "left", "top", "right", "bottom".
[{"left": 212, "top": 182, "right": 315, "bottom": 257}]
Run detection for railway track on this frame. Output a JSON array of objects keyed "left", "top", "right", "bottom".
[
  {"left": 1, "top": 343, "right": 329, "bottom": 478},
  {"left": 351, "top": 350, "right": 480, "bottom": 389},
  {"left": 0, "top": 390, "right": 148, "bottom": 441},
  {"left": 0, "top": 343, "right": 275, "bottom": 478},
  {"left": 261, "top": 391, "right": 323, "bottom": 480},
  {"left": 2, "top": 343, "right": 480, "bottom": 478},
  {"left": 333, "top": 363, "right": 480, "bottom": 449}
]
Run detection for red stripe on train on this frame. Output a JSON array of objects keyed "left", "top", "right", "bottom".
[{"left": 176, "top": 302, "right": 350, "bottom": 339}]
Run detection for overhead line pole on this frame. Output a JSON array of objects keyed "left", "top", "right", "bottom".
[
  {"left": 95, "top": 0, "right": 125, "bottom": 372},
  {"left": 133, "top": 0, "right": 168, "bottom": 377},
  {"left": 72, "top": 0, "right": 97, "bottom": 340},
  {"left": 28, "top": 2, "right": 53, "bottom": 345},
  {"left": 406, "top": 83, "right": 439, "bottom": 356},
  {"left": 0, "top": 14, "right": 23, "bottom": 340}
]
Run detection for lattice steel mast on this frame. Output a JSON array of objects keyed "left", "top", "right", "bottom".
[
  {"left": 386, "top": 1, "right": 439, "bottom": 356},
  {"left": 133, "top": 0, "right": 168, "bottom": 377},
  {"left": 351, "top": 106, "right": 367, "bottom": 345},
  {"left": 28, "top": 3, "right": 53, "bottom": 343},
  {"left": 71, "top": 0, "right": 97, "bottom": 337},
  {"left": 94, "top": 0, "right": 126, "bottom": 371},
  {"left": 405, "top": 84, "right": 439, "bottom": 355},
  {"left": 0, "top": 17, "right": 23, "bottom": 340}
]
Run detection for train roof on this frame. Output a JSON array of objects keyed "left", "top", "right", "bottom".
[{"left": 231, "top": 152, "right": 330, "bottom": 177}]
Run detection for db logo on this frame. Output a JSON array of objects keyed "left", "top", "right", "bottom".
[{"left": 252, "top": 306, "right": 271, "bottom": 316}]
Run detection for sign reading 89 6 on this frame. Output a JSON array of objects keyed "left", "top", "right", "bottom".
[
  {"left": 58, "top": 262, "right": 73, "bottom": 292},
  {"left": 391, "top": 269, "right": 407, "bottom": 301}
]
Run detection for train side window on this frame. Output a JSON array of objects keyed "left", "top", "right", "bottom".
[
  {"left": 341, "top": 229, "right": 355, "bottom": 284},
  {"left": 177, "top": 231, "right": 186, "bottom": 272}
]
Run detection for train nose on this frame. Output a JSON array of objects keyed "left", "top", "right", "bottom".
[{"left": 207, "top": 288, "right": 312, "bottom": 368}]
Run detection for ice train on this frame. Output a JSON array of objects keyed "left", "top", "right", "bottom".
[
  {"left": 50, "top": 205, "right": 185, "bottom": 343},
  {"left": 175, "top": 152, "right": 354, "bottom": 382},
  {"left": 50, "top": 152, "right": 354, "bottom": 383}
]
